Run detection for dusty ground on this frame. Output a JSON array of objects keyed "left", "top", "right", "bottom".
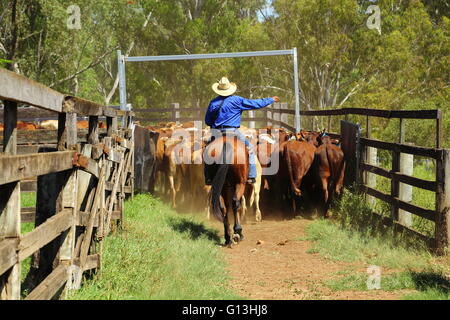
[{"left": 207, "top": 217, "right": 411, "bottom": 300}]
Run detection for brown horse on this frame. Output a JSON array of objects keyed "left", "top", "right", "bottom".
[{"left": 205, "top": 134, "right": 249, "bottom": 247}]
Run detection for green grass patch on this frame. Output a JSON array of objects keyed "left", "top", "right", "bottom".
[
  {"left": 326, "top": 271, "right": 449, "bottom": 299},
  {"left": 21, "top": 192, "right": 36, "bottom": 208},
  {"left": 66, "top": 193, "right": 240, "bottom": 300},
  {"left": 306, "top": 218, "right": 435, "bottom": 270},
  {"left": 20, "top": 192, "right": 35, "bottom": 289},
  {"left": 305, "top": 190, "right": 449, "bottom": 300}
]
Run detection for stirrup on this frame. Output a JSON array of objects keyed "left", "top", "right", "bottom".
[
  {"left": 246, "top": 178, "right": 256, "bottom": 184},
  {"left": 205, "top": 179, "right": 212, "bottom": 186}
]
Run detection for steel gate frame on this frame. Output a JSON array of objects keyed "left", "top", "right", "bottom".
[{"left": 117, "top": 48, "right": 301, "bottom": 131}]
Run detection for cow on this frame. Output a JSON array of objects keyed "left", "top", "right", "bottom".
[
  {"left": 159, "top": 135, "right": 187, "bottom": 208},
  {"left": 17, "top": 121, "right": 37, "bottom": 130},
  {"left": 76, "top": 120, "right": 89, "bottom": 129},
  {"left": 310, "top": 134, "right": 345, "bottom": 217},
  {"left": 189, "top": 142, "right": 212, "bottom": 215},
  {"left": 277, "top": 137, "right": 317, "bottom": 216},
  {"left": 241, "top": 156, "right": 263, "bottom": 222},
  {"left": 38, "top": 120, "right": 108, "bottom": 131}
]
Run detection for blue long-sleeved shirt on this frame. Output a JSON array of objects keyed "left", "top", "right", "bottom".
[{"left": 205, "top": 95, "right": 274, "bottom": 128}]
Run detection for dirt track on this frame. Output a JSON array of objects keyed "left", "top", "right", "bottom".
[{"left": 208, "top": 218, "right": 410, "bottom": 300}]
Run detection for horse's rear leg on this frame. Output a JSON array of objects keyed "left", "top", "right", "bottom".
[
  {"left": 223, "top": 210, "right": 232, "bottom": 247},
  {"left": 232, "top": 183, "right": 246, "bottom": 242}
]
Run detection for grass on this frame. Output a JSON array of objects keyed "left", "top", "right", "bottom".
[
  {"left": 372, "top": 162, "right": 436, "bottom": 237},
  {"left": 20, "top": 192, "right": 35, "bottom": 291},
  {"left": 304, "top": 190, "right": 449, "bottom": 300},
  {"left": 66, "top": 193, "right": 241, "bottom": 300},
  {"left": 326, "top": 271, "right": 449, "bottom": 298}
]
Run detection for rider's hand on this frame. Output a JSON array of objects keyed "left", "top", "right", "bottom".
[{"left": 272, "top": 96, "right": 280, "bottom": 103}]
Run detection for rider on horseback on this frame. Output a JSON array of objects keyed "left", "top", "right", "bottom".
[{"left": 204, "top": 77, "right": 280, "bottom": 185}]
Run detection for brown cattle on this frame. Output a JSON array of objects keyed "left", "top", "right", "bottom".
[
  {"left": 17, "top": 121, "right": 37, "bottom": 130},
  {"left": 278, "top": 139, "right": 316, "bottom": 215},
  {"left": 256, "top": 127, "right": 292, "bottom": 191},
  {"left": 181, "top": 121, "right": 195, "bottom": 129},
  {"left": 160, "top": 136, "right": 189, "bottom": 208},
  {"left": 189, "top": 144, "right": 211, "bottom": 215},
  {"left": 76, "top": 120, "right": 89, "bottom": 129},
  {"left": 310, "top": 134, "right": 345, "bottom": 217},
  {"left": 241, "top": 157, "right": 263, "bottom": 222}
]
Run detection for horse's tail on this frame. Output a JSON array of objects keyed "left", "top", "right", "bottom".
[{"left": 210, "top": 142, "right": 231, "bottom": 222}]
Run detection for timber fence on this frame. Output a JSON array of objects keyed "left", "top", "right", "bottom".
[
  {"left": 303, "top": 108, "right": 448, "bottom": 254},
  {"left": 0, "top": 67, "right": 135, "bottom": 299}
]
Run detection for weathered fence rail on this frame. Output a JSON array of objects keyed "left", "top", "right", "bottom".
[{"left": 0, "top": 67, "right": 135, "bottom": 299}]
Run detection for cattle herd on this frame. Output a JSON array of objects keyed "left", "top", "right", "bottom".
[
  {"left": 146, "top": 121, "right": 346, "bottom": 222},
  {"left": 0, "top": 119, "right": 346, "bottom": 222}
]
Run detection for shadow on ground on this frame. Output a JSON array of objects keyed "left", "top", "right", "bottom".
[
  {"left": 168, "top": 217, "right": 221, "bottom": 244},
  {"left": 410, "top": 272, "right": 450, "bottom": 295}
]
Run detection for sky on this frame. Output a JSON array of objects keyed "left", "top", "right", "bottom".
[{"left": 257, "top": 0, "right": 277, "bottom": 22}]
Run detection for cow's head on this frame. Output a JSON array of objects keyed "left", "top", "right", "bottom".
[{"left": 297, "top": 130, "right": 320, "bottom": 147}]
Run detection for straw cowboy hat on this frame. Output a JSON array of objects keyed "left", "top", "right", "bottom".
[{"left": 212, "top": 77, "right": 237, "bottom": 96}]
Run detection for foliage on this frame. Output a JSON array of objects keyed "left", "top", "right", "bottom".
[{"left": 0, "top": 0, "right": 448, "bottom": 142}]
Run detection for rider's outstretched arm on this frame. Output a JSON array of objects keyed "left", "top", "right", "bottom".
[{"left": 239, "top": 96, "right": 275, "bottom": 110}]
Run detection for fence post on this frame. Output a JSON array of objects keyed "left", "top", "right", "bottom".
[
  {"left": 391, "top": 150, "right": 401, "bottom": 221},
  {"left": 172, "top": 103, "right": 180, "bottom": 125},
  {"left": 248, "top": 110, "right": 255, "bottom": 129},
  {"left": 396, "top": 118, "right": 413, "bottom": 226},
  {"left": 365, "top": 147, "right": 378, "bottom": 206},
  {"left": 107, "top": 116, "right": 118, "bottom": 137},
  {"left": 58, "top": 112, "right": 78, "bottom": 295},
  {"left": 273, "top": 102, "right": 280, "bottom": 125},
  {"left": 266, "top": 104, "right": 272, "bottom": 127},
  {"left": 399, "top": 152, "right": 413, "bottom": 227},
  {"left": 436, "top": 149, "right": 450, "bottom": 255},
  {"left": 0, "top": 100, "right": 21, "bottom": 300},
  {"left": 280, "top": 102, "right": 288, "bottom": 128},
  {"left": 436, "top": 109, "right": 442, "bottom": 149}
]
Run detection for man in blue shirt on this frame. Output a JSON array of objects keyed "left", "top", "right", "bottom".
[{"left": 204, "top": 77, "right": 279, "bottom": 185}]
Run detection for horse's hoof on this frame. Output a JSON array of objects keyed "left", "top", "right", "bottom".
[
  {"left": 224, "top": 241, "right": 233, "bottom": 248},
  {"left": 232, "top": 233, "right": 241, "bottom": 243},
  {"left": 256, "top": 213, "right": 262, "bottom": 222}
]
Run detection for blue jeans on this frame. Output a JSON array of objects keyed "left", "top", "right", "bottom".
[{"left": 204, "top": 128, "right": 257, "bottom": 181}]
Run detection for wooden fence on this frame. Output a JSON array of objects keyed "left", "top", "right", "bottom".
[
  {"left": 0, "top": 68, "right": 135, "bottom": 299},
  {"left": 303, "top": 108, "right": 448, "bottom": 254}
]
